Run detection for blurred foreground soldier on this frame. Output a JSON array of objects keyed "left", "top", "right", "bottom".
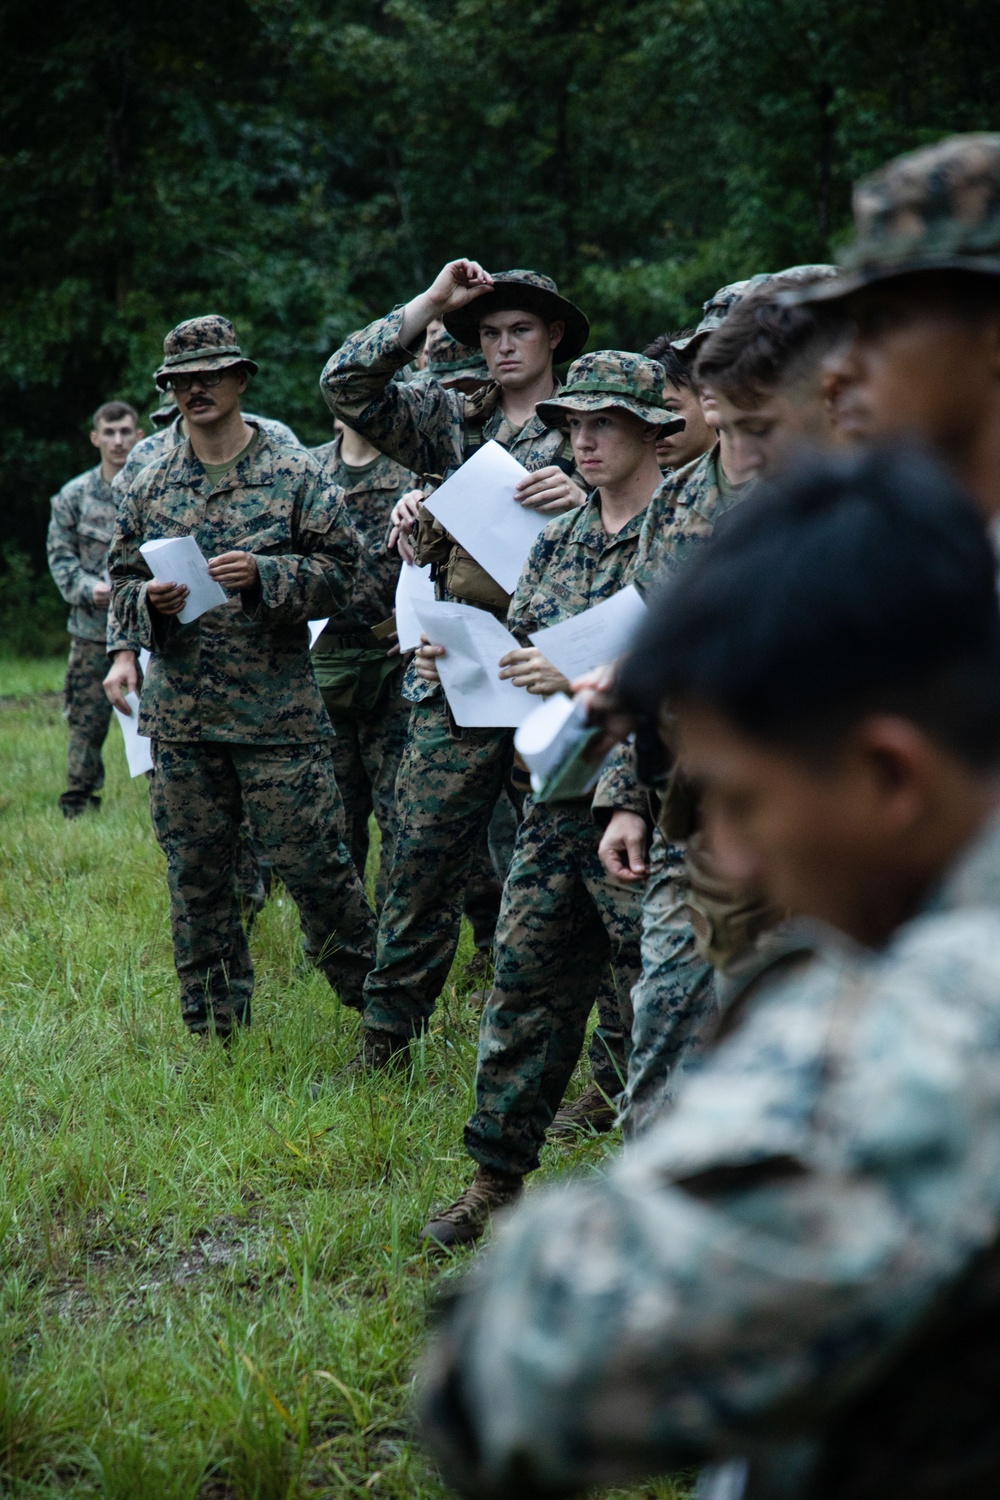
[
  {"left": 421, "top": 354, "right": 684, "bottom": 1249},
  {"left": 109, "top": 316, "right": 375, "bottom": 1038},
  {"left": 791, "top": 133, "right": 1000, "bottom": 522},
  {"left": 322, "top": 260, "right": 589, "bottom": 1072},
  {"left": 309, "top": 418, "right": 418, "bottom": 905},
  {"left": 643, "top": 330, "right": 715, "bottom": 469},
  {"left": 419, "top": 448, "right": 1000, "bottom": 1500},
  {"left": 47, "top": 400, "right": 143, "bottom": 817},
  {"left": 424, "top": 326, "right": 492, "bottom": 393}
]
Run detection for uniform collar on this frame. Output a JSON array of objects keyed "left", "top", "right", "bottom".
[
  {"left": 169, "top": 420, "right": 275, "bottom": 495},
  {"left": 568, "top": 489, "right": 647, "bottom": 549}
]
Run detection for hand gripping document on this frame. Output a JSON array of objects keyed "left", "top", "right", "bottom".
[
  {"left": 515, "top": 693, "right": 611, "bottom": 802},
  {"left": 421, "top": 441, "right": 549, "bottom": 594},
  {"left": 529, "top": 584, "right": 648, "bottom": 680},
  {"left": 412, "top": 599, "right": 536, "bottom": 728},
  {"left": 139, "top": 536, "right": 228, "bottom": 625}
]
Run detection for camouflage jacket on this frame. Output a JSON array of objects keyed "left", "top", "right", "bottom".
[
  {"left": 507, "top": 488, "right": 655, "bottom": 644},
  {"left": 593, "top": 445, "right": 753, "bottom": 818},
  {"left": 107, "top": 412, "right": 302, "bottom": 654},
  {"left": 108, "top": 424, "right": 361, "bottom": 744},
  {"left": 321, "top": 309, "right": 580, "bottom": 705},
  {"left": 47, "top": 464, "right": 115, "bottom": 643},
  {"left": 309, "top": 435, "right": 417, "bottom": 639},
  {"left": 419, "top": 807, "right": 1000, "bottom": 1499}
]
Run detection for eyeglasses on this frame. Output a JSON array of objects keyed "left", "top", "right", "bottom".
[{"left": 167, "top": 370, "right": 227, "bottom": 393}]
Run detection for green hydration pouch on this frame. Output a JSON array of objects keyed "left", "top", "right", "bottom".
[{"left": 313, "top": 628, "right": 400, "bottom": 713}]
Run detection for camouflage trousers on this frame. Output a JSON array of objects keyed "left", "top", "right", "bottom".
[
  {"left": 620, "top": 828, "right": 716, "bottom": 1136},
  {"left": 464, "top": 796, "right": 642, "bottom": 1178},
  {"left": 150, "top": 740, "right": 375, "bottom": 1035},
  {"left": 322, "top": 683, "right": 410, "bottom": 909},
  {"left": 60, "top": 636, "right": 112, "bottom": 813},
  {"left": 362, "top": 695, "right": 515, "bottom": 1036},
  {"left": 463, "top": 793, "right": 519, "bottom": 951}
]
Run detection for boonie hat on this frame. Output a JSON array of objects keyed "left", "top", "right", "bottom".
[
  {"left": 425, "top": 327, "right": 491, "bottom": 386},
  {"left": 672, "top": 265, "right": 838, "bottom": 355},
  {"left": 149, "top": 388, "right": 177, "bottom": 427},
  {"left": 790, "top": 134, "right": 1000, "bottom": 304},
  {"left": 444, "top": 270, "right": 589, "bottom": 364},
  {"left": 154, "top": 314, "right": 259, "bottom": 390},
  {"left": 535, "top": 350, "right": 687, "bottom": 430}
]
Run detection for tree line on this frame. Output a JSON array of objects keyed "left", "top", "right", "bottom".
[{"left": 1, "top": 0, "right": 997, "bottom": 648}]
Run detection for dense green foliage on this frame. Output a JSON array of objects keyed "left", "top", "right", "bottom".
[
  {"left": 2, "top": 0, "right": 999, "bottom": 642},
  {"left": 0, "top": 660, "right": 690, "bottom": 1498}
]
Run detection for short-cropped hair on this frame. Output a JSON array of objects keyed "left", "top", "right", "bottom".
[
  {"left": 92, "top": 400, "right": 138, "bottom": 429},
  {"left": 694, "top": 296, "right": 848, "bottom": 406},
  {"left": 620, "top": 448, "right": 1000, "bottom": 769},
  {"left": 643, "top": 331, "right": 696, "bottom": 390}
]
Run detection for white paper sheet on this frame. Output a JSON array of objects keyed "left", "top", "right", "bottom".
[
  {"left": 308, "top": 618, "right": 329, "bottom": 649},
  {"left": 113, "top": 692, "right": 154, "bottom": 777},
  {"left": 394, "top": 562, "right": 435, "bottom": 652},
  {"left": 422, "top": 440, "right": 548, "bottom": 594},
  {"left": 139, "top": 536, "right": 228, "bottom": 625},
  {"left": 515, "top": 693, "right": 582, "bottom": 777},
  {"left": 529, "top": 584, "right": 648, "bottom": 681},
  {"left": 139, "top": 648, "right": 151, "bottom": 675},
  {"left": 412, "top": 599, "right": 535, "bottom": 728}
]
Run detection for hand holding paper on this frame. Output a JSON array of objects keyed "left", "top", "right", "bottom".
[
  {"left": 422, "top": 441, "right": 549, "bottom": 594},
  {"left": 412, "top": 600, "right": 535, "bottom": 727},
  {"left": 529, "top": 584, "right": 648, "bottom": 681},
  {"left": 139, "top": 536, "right": 228, "bottom": 625}
]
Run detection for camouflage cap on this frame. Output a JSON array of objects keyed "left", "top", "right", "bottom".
[
  {"left": 671, "top": 266, "right": 838, "bottom": 354},
  {"left": 149, "top": 387, "right": 177, "bottom": 427},
  {"left": 425, "top": 327, "right": 491, "bottom": 385},
  {"left": 535, "top": 350, "right": 686, "bottom": 430},
  {"left": 444, "top": 270, "right": 590, "bottom": 364},
  {"left": 790, "top": 134, "right": 1000, "bottom": 305},
  {"left": 154, "top": 314, "right": 259, "bottom": 389}
]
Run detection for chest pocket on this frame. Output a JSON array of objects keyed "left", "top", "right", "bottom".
[{"left": 77, "top": 520, "right": 113, "bottom": 575}]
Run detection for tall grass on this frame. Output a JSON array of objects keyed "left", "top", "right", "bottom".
[{"left": 0, "top": 674, "right": 689, "bottom": 1499}]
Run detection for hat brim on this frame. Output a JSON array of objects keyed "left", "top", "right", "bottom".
[
  {"left": 780, "top": 254, "right": 1000, "bottom": 307},
  {"left": 444, "top": 286, "right": 590, "bottom": 364},
  {"left": 154, "top": 354, "right": 258, "bottom": 389},
  {"left": 536, "top": 392, "right": 686, "bottom": 430}
]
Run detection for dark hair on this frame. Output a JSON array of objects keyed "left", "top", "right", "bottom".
[
  {"left": 694, "top": 296, "right": 848, "bottom": 406},
  {"left": 620, "top": 448, "right": 1000, "bottom": 769},
  {"left": 644, "top": 331, "right": 696, "bottom": 390},
  {"left": 92, "top": 400, "right": 138, "bottom": 429}
]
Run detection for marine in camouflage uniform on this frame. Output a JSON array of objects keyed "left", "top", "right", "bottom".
[
  {"left": 420, "top": 352, "right": 684, "bottom": 1248},
  {"left": 320, "top": 268, "right": 589, "bottom": 1064},
  {"left": 308, "top": 427, "right": 417, "bottom": 906},
  {"left": 602, "top": 268, "right": 837, "bottom": 1135},
  {"left": 109, "top": 316, "right": 375, "bottom": 1036},
  {"left": 47, "top": 403, "right": 144, "bottom": 816},
  {"left": 417, "top": 447, "right": 1000, "bottom": 1499}
]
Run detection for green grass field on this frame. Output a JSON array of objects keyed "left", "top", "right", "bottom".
[{"left": 0, "top": 657, "right": 689, "bottom": 1500}]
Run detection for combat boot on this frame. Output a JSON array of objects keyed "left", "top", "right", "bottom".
[
  {"left": 419, "top": 1165, "right": 523, "bottom": 1251},
  {"left": 345, "top": 1027, "right": 412, "bottom": 1077},
  {"left": 548, "top": 1081, "right": 619, "bottom": 1138}
]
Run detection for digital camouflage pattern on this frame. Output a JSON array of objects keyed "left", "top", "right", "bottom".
[
  {"left": 419, "top": 812, "right": 1000, "bottom": 1500},
  {"left": 425, "top": 326, "right": 490, "bottom": 385},
  {"left": 150, "top": 740, "right": 374, "bottom": 1032},
  {"left": 108, "top": 424, "right": 362, "bottom": 744},
  {"left": 459, "top": 488, "right": 658, "bottom": 1172},
  {"left": 59, "top": 636, "right": 114, "bottom": 814},
  {"left": 306, "top": 434, "right": 419, "bottom": 903},
  {"left": 442, "top": 269, "right": 590, "bottom": 364},
  {"left": 464, "top": 794, "right": 640, "bottom": 1177},
  {"left": 361, "top": 697, "right": 515, "bottom": 1038},
  {"left": 619, "top": 827, "right": 714, "bottom": 1134},
  {"left": 154, "top": 313, "right": 259, "bottom": 387},
  {"left": 792, "top": 133, "right": 1000, "bottom": 303},
  {"left": 47, "top": 464, "right": 116, "bottom": 643},
  {"left": 535, "top": 350, "right": 685, "bottom": 428}
]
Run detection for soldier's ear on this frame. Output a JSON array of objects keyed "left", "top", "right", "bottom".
[
  {"left": 547, "top": 319, "right": 565, "bottom": 352},
  {"left": 89, "top": 430, "right": 101, "bottom": 450},
  {"left": 135, "top": 429, "right": 145, "bottom": 440}
]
